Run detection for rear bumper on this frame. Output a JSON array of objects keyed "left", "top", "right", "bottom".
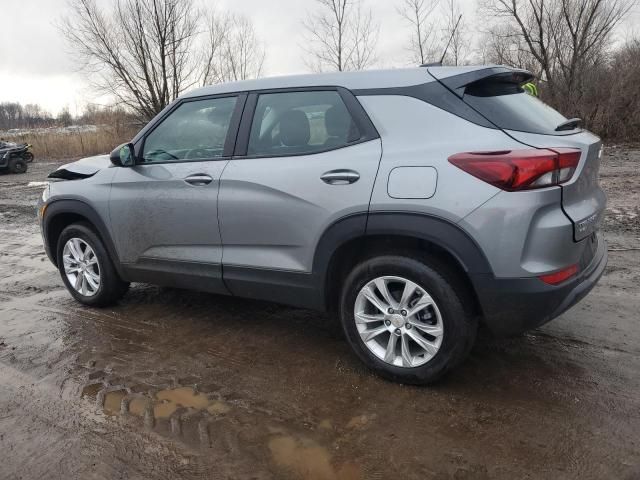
[{"left": 471, "top": 233, "right": 607, "bottom": 337}]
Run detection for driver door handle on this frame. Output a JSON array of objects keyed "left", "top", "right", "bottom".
[
  {"left": 184, "top": 174, "right": 213, "bottom": 186},
  {"left": 320, "top": 169, "right": 360, "bottom": 185}
]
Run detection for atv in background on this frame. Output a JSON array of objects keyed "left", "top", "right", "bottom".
[{"left": 0, "top": 140, "right": 34, "bottom": 174}]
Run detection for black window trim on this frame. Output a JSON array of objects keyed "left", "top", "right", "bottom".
[
  {"left": 134, "top": 92, "right": 248, "bottom": 166},
  {"left": 232, "top": 86, "right": 380, "bottom": 160}
]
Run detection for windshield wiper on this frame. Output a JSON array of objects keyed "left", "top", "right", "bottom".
[{"left": 555, "top": 118, "right": 582, "bottom": 131}]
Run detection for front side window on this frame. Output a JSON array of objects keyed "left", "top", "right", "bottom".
[
  {"left": 247, "top": 90, "right": 360, "bottom": 157},
  {"left": 142, "top": 96, "right": 237, "bottom": 163}
]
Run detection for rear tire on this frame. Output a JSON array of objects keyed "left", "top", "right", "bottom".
[
  {"left": 339, "top": 255, "right": 476, "bottom": 385},
  {"left": 56, "top": 223, "right": 129, "bottom": 307},
  {"left": 8, "top": 158, "right": 27, "bottom": 174}
]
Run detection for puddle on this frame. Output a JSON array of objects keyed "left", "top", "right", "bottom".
[
  {"left": 268, "top": 435, "right": 362, "bottom": 480},
  {"left": 207, "top": 400, "right": 231, "bottom": 415},
  {"left": 80, "top": 383, "right": 102, "bottom": 401},
  {"left": 156, "top": 386, "right": 209, "bottom": 410},
  {"left": 128, "top": 397, "right": 150, "bottom": 416},
  {"left": 153, "top": 399, "right": 178, "bottom": 419},
  {"left": 103, "top": 390, "right": 127, "bottom": 416},
  {"left": 96, "top": 386, "right": 232, "bottom": 420},
  {"left": 346, "top": 415, "right": 370, "bottom": 430}
]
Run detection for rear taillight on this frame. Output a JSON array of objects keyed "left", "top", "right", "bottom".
[
  {"left": 538, "top": 264, "right": 579, "bottom": 285},
  {"left": 448, "top": 148, "right": 581, "bottom": 191}
]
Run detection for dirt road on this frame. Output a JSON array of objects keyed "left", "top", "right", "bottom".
[{"left": 1, "top": 152, "right": 639, "bottom": 479}]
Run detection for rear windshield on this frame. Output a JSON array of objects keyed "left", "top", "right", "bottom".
[{"left": 463, "top": 82, "right": 575, "bottom": 135}]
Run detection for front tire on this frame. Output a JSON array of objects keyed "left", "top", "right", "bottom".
[
  {"left": 56, "top": 223, "right": 129, "bottom": 307},
  {"left": 339, "top": 255, "right": 476, "bottom": 385}
]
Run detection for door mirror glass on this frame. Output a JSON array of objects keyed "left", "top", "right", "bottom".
[{"left": 110, "top": 143, "right": 135, "bottom": 167}]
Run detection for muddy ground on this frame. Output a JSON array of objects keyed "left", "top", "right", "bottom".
[{"left": 0, "top": 149, "right": 638, "bottom": 480}]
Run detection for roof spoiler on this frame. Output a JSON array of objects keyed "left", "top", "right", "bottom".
[{"left": 429, "top": 66, "right": 534, "bottom": 98}]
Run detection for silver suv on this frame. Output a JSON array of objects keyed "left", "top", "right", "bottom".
[{"left": 38, "top": 66, "right": 607, "bottom": 384}]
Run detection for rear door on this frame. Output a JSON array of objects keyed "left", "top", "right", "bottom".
[
  {"left": 218, "top": 88, "right": 381, "bottom": 304},
  {"left": 109, "top": 94, "right": 244, "bottom": 292}
]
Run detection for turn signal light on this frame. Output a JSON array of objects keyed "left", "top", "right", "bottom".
[
  {"left": 538, "top": 264, "right": 579, "bottom": 285},
  {"left": 448, "top": 148, "right": 581, "bottom": 191}
]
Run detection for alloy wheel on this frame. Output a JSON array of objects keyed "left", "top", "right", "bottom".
[
  {"left": 62, "top": 238, "right": 101, "bottom": 297},
  {"left": 354, "top": 276, "right": 444, "bottom": 368}
]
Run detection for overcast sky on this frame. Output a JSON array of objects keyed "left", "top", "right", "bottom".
[{"left": 0, "top": 0, "right": 637, "bottom": 116}]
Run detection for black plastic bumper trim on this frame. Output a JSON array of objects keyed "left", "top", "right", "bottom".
[{"left": 471, "top": 234, "right": 607, "bottom": 337}]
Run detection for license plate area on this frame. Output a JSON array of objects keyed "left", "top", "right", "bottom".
[
  {"left": 575, "top": 210, "right": 603, "bottom": 241},
  {"left": 579, "top": 231, "right": 599, "bottom": 270}
]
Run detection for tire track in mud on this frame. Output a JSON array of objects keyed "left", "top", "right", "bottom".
[{"left": 0, "top": 363, "right": 224, "bottom": 480}]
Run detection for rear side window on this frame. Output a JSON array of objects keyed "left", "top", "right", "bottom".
[
  {"left": 463, "top": 82, "right": 572, "bottom": 135},
  {"left": 247, "top": 90, "right": 360, "bottom": 157}
]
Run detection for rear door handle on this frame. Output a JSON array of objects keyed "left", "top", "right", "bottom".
[
  {"left": 320, "top": 169, "right": 360, "bottom": 185},
  {"left": 184, "top": 174, "right": 213, "bottom": 186}
]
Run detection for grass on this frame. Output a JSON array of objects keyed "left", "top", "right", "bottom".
[{"left": 6, "top": 126, "right": 139, "bottom": 161}]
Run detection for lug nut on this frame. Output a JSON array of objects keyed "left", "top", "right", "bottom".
[
  {"left": 406, "top": 323, "right": 412, "bottom": 329},
  {"left": 385, "top": 320, "right": 391, "bottom": 326},
  {"left": 401, "top": 309, "right": 407, "bottom": 316},
  {"left": 395, "top": 328, "right": 401, "bottom": 335},
  {"left": 387, "top": 308, "right": 394, "bottom": 314}
]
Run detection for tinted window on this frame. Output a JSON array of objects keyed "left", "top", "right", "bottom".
[
  {"left": 247, "top": 91, "right": 360, "bottom": 156},
  {"left": 463, "top": 82, "right": 572, "bottom": 135},
  {"left": 143, "top": 96, "right": 237, "bottom": 163}
]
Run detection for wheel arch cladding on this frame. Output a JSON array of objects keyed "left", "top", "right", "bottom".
[
  {"left": 43, "top": 199, "right": 122, "bottom": 274},
  {"left": 316, "top": 212, "right": 491, "bottom": 314}
]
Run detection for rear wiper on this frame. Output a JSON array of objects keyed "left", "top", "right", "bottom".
[{"left": 555, "top": 118, "right": 582, "bottom": 131}]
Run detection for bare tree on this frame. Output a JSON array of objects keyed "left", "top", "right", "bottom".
[
  {"left": 61, "top": 0, "right": 201, "bottom": 119},
  {"left": 479, "top": 23, "right": 540, "bottom": 70},
  {"left": 201, "top": 13, "right": 265, "bottom": 85},
  {"left": 552, "top": 0, "right": 633, "bottom": 98},
  {"left": 302, "top": 0, "right": 379, "bottom": 72},
  {"left": 481, "top": 0, "right": 633, "bottom": 111},
  {"left": 62, "top": 0, "right": 266, "bottom": 120},
  {"left": 398, "top": 0, "right": 440, "bottom": 65}
]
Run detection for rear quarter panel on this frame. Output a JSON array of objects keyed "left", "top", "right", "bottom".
[{"left": 357, "top": 95, "right": 526, "bottom": 221}]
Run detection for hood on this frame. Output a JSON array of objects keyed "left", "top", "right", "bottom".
[{"left": 48, "top": 154, "right": 111, "bottom": 180}]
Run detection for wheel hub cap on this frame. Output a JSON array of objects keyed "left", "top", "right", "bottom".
[
  {"left": 354, "top": 275, "right": 444, "bottom": 368},
  {"left": 387, "top": 313, "right": 405, "bottom": 328}
]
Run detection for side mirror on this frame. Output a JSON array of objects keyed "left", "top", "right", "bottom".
[{"left": 110, "top": 143, "right": 136, "bottom": 167}]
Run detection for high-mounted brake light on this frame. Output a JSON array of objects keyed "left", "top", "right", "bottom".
[{"left": 448, "top": 148, "right": 581, "bottom": 191}]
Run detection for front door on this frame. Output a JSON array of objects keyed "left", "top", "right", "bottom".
[
  {"left": 109, "top": 94, "right": 243, "bottom": 293},
  {"left": 218, "top": 88, "right": 382, "bottom": 304}
]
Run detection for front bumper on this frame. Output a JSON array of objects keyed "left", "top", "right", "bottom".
[
  {"left": 37, "top": 197, "right": 55, "bottom": 265},
  {"left": 471, "top": 233, "right": 607, "bottom": 337}
]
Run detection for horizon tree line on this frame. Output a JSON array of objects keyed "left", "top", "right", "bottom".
[{"left": 2, "top": 0, "right": 636, "bottom": 140}]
